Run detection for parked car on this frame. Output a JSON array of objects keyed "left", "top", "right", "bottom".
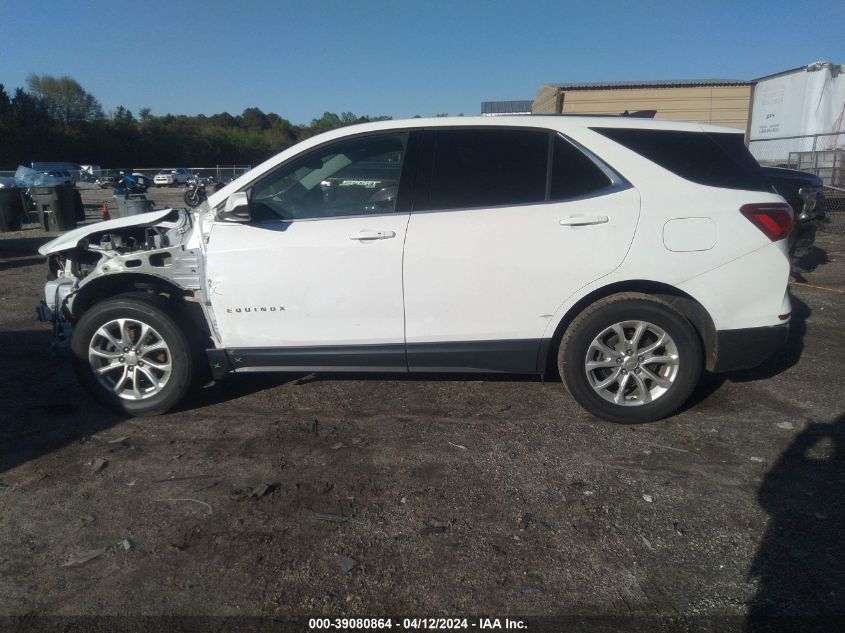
[
  {"left": 760, "top": 166, "right": 827, "bottom": 261},
  {"left": 154, "top": 168, "right": 192, "bottom": 187},
  {"left": 35, "top": 116, "right": 792, "bottom": 422},
  {"left": 41, "top": 169, "right": 74, "bottom": 185},
  {"left": 31, "top": 162, "right": 81, "bottom": 184}
]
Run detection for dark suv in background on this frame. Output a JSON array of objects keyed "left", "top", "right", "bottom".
[{"left": 760, "top": 166, "right": 827, "bottom": 261}]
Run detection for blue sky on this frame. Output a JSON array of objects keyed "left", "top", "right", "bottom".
[{"left": 1, "top": 0, "right": 841, "bottom": 124}]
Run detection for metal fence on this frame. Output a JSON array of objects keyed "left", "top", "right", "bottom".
[
  {"left": 0, "top": 165, "right": 252, "bottom": 184},
  {"left": 97, "top": 165, "right": 253, "bottom": 184},
  {"left": 747, "top": 132, "right": 845, "bottom": 235},
  {"left": 748, "top": 132, "right": 845, "bottom": 187},
  {"left": 821, "top": 186, "right": 845, "bottom": 235}
]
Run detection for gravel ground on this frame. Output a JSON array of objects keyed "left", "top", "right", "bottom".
[{"left": 0, "top": 193, "right": 843, "bottom": 631}]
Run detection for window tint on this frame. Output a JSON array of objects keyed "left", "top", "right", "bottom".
[
  {"left": 426, "top": 129, "right": 548, "bottom": 210},
  {"left": 593, "top": 128, "right": 772, "bottom": 192},
  {"left": 550, "top": 135, "right": 612, "bottom": 200},
  {"left": 251, "top": 133, "right": 408, "bottom": 221}
]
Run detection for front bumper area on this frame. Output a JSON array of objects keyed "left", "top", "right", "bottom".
[
  {"left": 710, "top": 324, "right": 789, "bottom": 373},
  {"left": 36, "top": 299, "right": 73, "bottom": 348}
]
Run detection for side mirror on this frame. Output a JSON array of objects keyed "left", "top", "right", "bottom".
[{"left": 218, "top": 191, "right": 250, "bottom": 222}]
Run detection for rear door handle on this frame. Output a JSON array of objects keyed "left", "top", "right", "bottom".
[
  {"left": 349, "top": 230, "right": 396, "bottom": 240},
  {"left": 559, "top": 215, "right": 609, "bottom": 226}
]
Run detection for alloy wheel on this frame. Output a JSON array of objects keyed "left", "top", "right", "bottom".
[
  {"left": 584, "top": 320, "right": 680, "bottom": 406},
  {"left": 88, "top": 318, "right": 172, "bottom": 400}
]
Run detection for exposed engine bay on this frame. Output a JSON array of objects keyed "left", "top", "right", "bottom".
[{"left": 36, "top": 209, "right": 207, "bottom": 345}]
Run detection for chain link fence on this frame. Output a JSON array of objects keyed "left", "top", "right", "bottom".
[
  {"left": 820, "top": 187, "right": 845, "bottom": 234},
  {"left": 748, "top": 132, "right": 845, "bottom": 184},
  {"left": 0, "top": 165, "right": 252, "bottom": 185},
  {"left": 109, "top": 165, "right": 253, "bottom": 185},
  {"left": 748, "top": 133, "right": 845, "bottom": 235}
]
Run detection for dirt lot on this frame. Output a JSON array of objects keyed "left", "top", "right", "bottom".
[{"left": 0, "top": 190, "right": 843, "bottom": 631}]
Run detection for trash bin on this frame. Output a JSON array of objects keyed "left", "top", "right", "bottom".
[
  {"left": 30, "top": 184, "right": 77, "bottom": 231},
  {"left": 0, "top": 186, "right": 25, "bottom": 232},
  {"left": 119, "top": 195, "right": 154, "bottom": 217},
  {"left": 73, "top": 188, "right": 85, "bottom": 222}
]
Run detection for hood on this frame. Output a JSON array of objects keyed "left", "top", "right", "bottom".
[{"left": 38, "top": 208, "right": 177, "bottom": 256}]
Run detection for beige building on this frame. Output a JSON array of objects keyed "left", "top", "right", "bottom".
[{"left": 532, "top": 79, "right": 753, "bottom": 131}]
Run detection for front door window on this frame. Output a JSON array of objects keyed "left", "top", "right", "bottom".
[{"left": 251, "top": 133, "right": 409, "bottom": 221}]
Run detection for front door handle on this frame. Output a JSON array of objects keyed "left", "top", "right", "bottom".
[
  {"left": 349, "top": 230, "right": 396, "bottom": 241},
  {"left": 559, "top": 215, "right": 609, "bottom": 226}
]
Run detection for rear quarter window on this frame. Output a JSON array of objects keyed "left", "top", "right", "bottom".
[
  {"left": 551, "top": 134, "right": 612, "bottom": 200},
  {"left": 593, "top": 128, "right": 773, "bottom": 192}
]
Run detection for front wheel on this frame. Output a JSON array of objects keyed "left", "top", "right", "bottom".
[
  {"left": 183, "top": 189, "right": 203, "bottom": 207},
  {"left": 70, "top": 295, "right": 195, "bottom": 416},
  {"left": 559, "top": 293, "right": 702, "bottom": 423}
]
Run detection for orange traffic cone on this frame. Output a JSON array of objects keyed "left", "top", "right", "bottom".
[{"left": 101, "top": 202, "right": 110, "bottom": 221}]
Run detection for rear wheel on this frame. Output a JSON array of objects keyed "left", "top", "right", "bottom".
[
  {"left": 559, "top": 293, "right": 702, "bottom": 423},
  {"left": 70, "top": 295, "right": 195, "bottom": 416}
]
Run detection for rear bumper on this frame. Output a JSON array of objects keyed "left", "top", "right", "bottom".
[{"left": 711, "top": 324, "right": 789, "bottom": 373}]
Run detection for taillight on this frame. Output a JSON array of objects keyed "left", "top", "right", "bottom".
[{"left": 740, "top": 203, "right": 793, "bottom": 241}]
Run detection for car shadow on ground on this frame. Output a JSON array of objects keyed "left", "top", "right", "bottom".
[
  {"left": 746, "top": 413, "right": 845, "bottom": 630},
  {"left": 0, "top": 329, "right": 126, "bottom": 474},
  {"left": 182, "top": 370, "right": 542, "bottom": 412},
  {"left": 791, "top": 245, "right": 830, "bottom": 278},
  {"left": 0, "top": 234, "right": 54, "bottom": 256},
  {"left": 0, "top": 255, "right": 43, "bottom": 273},
  {"left": 0, "top": 400, "right": 125, "bottom": 474}
]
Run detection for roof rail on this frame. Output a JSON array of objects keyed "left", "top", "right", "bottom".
[{"left": 530, "top": 110, "right": 657, "bottom": 118}]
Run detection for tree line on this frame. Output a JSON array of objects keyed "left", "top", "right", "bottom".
[{"left": 0, "top": 74, "right": 394, "bottom": 170}]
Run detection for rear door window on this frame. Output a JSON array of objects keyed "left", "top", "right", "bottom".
[
  {"left": 424, "top": 128, "right": 548, "bottom": 210},
  {"left": 593, "top": 127, "right": 772, "bottom": 192}
]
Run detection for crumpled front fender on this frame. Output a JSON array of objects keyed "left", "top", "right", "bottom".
[{"left": 38, "top": 208, "right": 177, "bottom": 256}]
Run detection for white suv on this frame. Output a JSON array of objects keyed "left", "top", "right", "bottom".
[
  {"left": 153, "top": 168, "right": 192, "bottom": 187},
  {"left": 36, "top": 116, "right": 792, "bottom": 422}
]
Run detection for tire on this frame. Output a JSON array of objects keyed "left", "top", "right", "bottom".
[
  {"left": 558, "top": 293, "right": 702, "bottom": 423},
  {"left": 184, "top": 190, "right": 201, "bottom": 207},
  {"left": 70, "top": 294, "right": 195, "bottom": 416}
]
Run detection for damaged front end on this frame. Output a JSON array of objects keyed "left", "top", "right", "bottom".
[{"left": 36, "top": 209, "right": 207, "bottom": 347}]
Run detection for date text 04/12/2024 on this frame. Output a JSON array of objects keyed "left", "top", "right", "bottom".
[{"left": 308, "top": 618, "right": 527, "bottom": 630}]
